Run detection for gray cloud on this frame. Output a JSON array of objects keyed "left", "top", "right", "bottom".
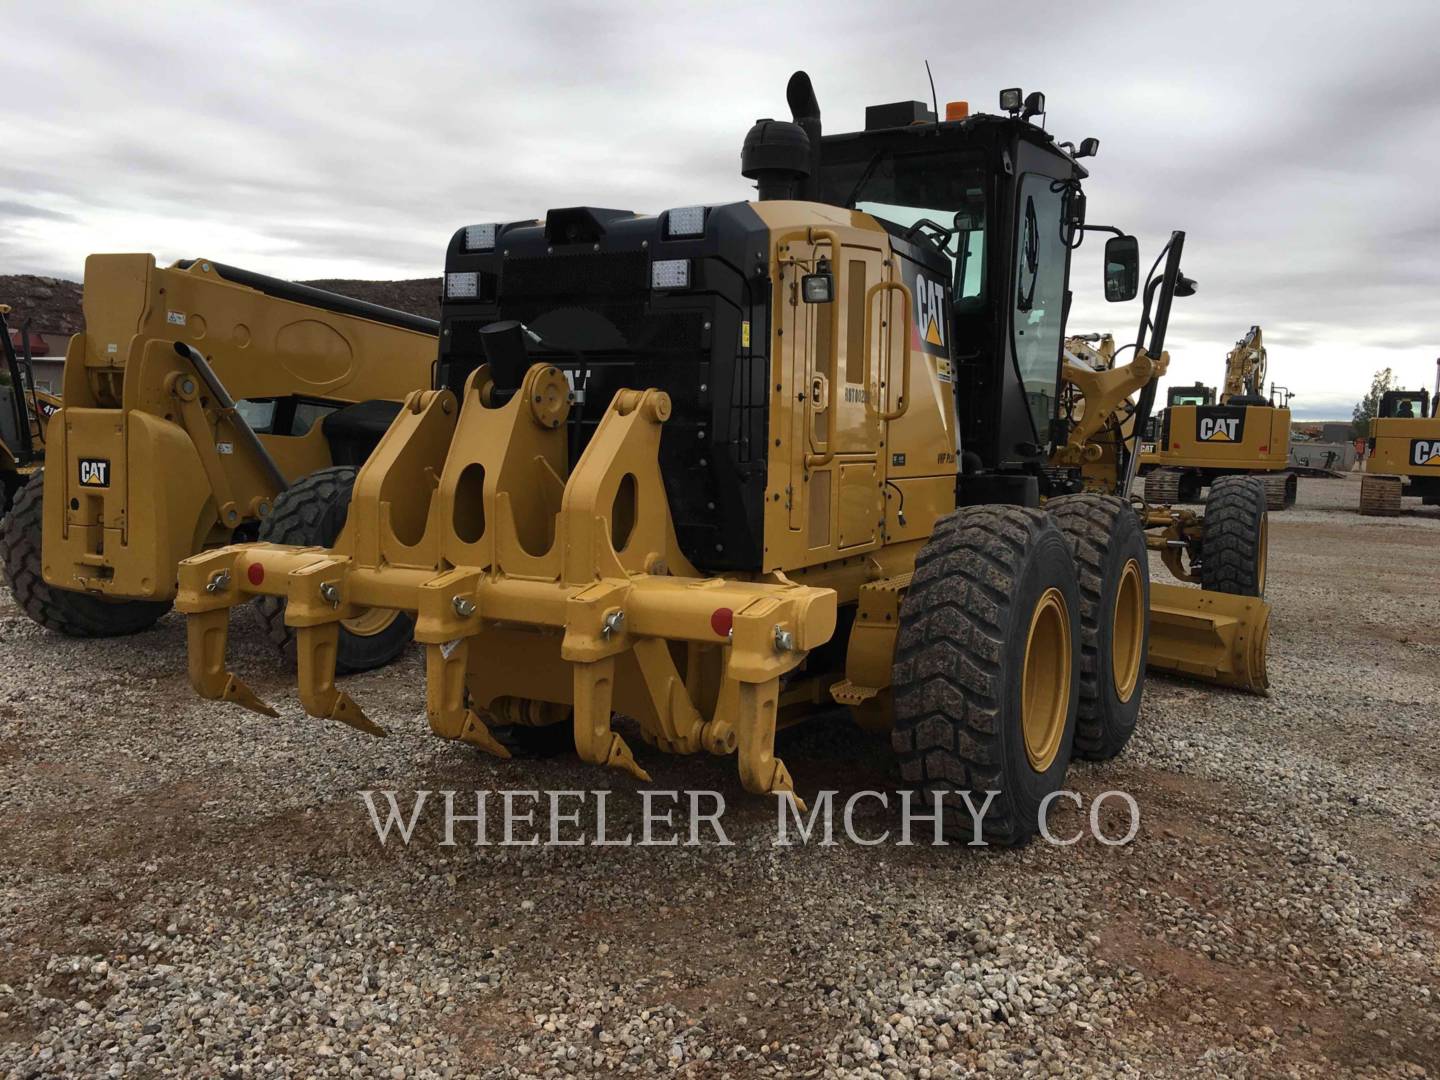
[{"left": 6, "top": 0, "right": 1439, "bottom": 416}]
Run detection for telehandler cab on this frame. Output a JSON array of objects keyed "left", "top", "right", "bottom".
[
  {"left": 175, "top": 73, "right": 1271, "bottom": 842},
  {"left": 1, "top": 306, "right": 54, "bottom": 517},
  {"left": 1, "top": 257, "right": 439, "bottom": 671}
]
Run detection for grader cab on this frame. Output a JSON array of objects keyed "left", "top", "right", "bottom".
[{"left": 175, "top": 73, "right": 1271, "bottom": 843}]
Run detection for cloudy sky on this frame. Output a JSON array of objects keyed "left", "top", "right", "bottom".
[{"left": 7, "top": 0, "right": 1439, "bottom": 419}]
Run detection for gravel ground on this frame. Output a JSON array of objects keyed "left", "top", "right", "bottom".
[{"left": 1, "top": 476, "right": 1436, "bottom": 1078}]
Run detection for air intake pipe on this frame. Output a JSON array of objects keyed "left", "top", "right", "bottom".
[{"left": 786, "top": 71, "right": 822, "bottom": 201}]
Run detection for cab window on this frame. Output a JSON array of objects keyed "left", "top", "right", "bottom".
[
  {"left": 818, "top": 149, "right": 987, "bottom": 309},
  {"left": 1012, "top": 174, "right": 1069, "bottom": 438}
]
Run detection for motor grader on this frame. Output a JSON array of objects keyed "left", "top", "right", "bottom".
[
  {"left": 1, "top": 256, "right": 438, "bottom": 671},
  {"left": 174, "top": 73, "right": 1271, "bottom": 843},
  {"left": 1140, "top": 325, "right": 1298, "bottom": 510}
]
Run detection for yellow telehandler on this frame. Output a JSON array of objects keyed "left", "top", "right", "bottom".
[
  {"left": 1, "top": 256, "right": 438, "bottom": 671},
  {"left": 172, "top": 74, "right": 1271, "bottom": 843}
]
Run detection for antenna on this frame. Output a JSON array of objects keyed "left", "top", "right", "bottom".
[{"left": 924, "top": 60, "right": 939, "bottom": 128}]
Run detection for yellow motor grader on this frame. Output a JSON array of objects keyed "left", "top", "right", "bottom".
[
  {"left": 174, "top": 74, "right": 1271, "bottom": 843},
  {"left": 1, "top": 256, "right": 438, "bottom": 671}
]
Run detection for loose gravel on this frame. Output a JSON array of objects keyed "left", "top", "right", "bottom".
[{"left": 0, "top": 476, "right": 1436, "bottom": 1078}]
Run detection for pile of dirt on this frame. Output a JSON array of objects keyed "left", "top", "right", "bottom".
[
  {"left": 0, "top": 276, "right": 84, "bottom": 335},
  {"left": 0, "top": 274, "right": 443, "bottom": 334}
]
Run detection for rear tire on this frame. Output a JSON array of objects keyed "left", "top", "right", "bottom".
[
  {"left": 1, "top": 470, "right": 171, "bottom": 636},
  {"left": 1047, "top": 494, "right": 1149, "bottom": 761},
  {"left": 254, "top": 466, "right": 414, "bottom": 673},
  {"left": 1199, "top": 476, "right": 1268, "bottom": 597},
  {"left": 891, "top": 505, "right": 1081, "bottom": 846},
  {"left": 1359, "top": 474, "right": 1402, "bottom": 517}
]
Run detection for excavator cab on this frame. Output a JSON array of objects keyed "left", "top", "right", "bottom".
[{"left": 1379, "top": 389, "right": 1431, "bottom": 420}]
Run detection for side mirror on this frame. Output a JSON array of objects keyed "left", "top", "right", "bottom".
[
  {"left": 802, "top": 258, "right": 835, "bottom": 303},
  {"left": 1103, "top": 235, "right": 1139, "bottom": 302},
  {"left": 1076, "top": 137, "right": 1099, "bottom": 159}
]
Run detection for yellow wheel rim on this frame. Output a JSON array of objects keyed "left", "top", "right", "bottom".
[
  {"left": 1022, "top": 587, "right": 1071, "bottom": 773},
  {"left": 1257, "top": 514, "right": 1268, "bottom": 594},
  {"left": 341, "top": 605, "right": 399, "bottom": 637},
  {"left": 1111, "top": 559, "right": 1144, "bottom": 703}
]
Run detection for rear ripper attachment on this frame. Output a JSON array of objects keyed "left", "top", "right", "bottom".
[{"left": 178, "top": 360, "right": 837, "bottom": 805}]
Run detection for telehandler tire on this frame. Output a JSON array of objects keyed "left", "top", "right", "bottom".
[
  {"left": 1199, "top": 476, "right": 1267, "bottom": 597},
  {"left": 1047, "top": 494, "right": 1149, "bottom": 761},
  {"left": 891, "top": 505, "right": 1081, "bottom": 846},
  {"left": 1, "top": 470, "right": 171, "bottom": 637},
  {"left": 254, "top": 466, "right": 414, "bottom": 673}
]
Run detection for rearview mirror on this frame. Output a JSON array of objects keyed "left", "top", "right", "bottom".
[{"left": 1103, "top": 235, "right": 1139, "bottom": 302}]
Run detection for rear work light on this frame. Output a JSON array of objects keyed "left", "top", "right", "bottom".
[
  {"left": 462, "top": 224, "right": 498, "bottom": 251},
  {"left": 651, "top": 259, "right": 690, "bottom": 289},
  {"left": 664, "top": 206, "right": 707, "bottom": 238},
  {"left": 446, "top": 271, "right": 478, "bottom": 299}
]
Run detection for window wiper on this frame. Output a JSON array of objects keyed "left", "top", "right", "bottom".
[{"left": 842, "top": 152, "right": 885, "bottom": 209}]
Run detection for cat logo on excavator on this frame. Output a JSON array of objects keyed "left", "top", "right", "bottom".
[
  {"left": 1197, "top": 408, "right": 1245, "bottom": 442},
  {"left": 1411, "top": 439, "right": 1440, "bottom": 467}
]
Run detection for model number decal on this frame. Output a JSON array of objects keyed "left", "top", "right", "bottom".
[{"left": 78, "top": 458, "right": 111, "bottom": 487}]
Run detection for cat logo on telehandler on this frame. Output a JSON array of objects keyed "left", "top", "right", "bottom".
[{"left": 77, "top": 458, "right": 110, "bottom": 487}]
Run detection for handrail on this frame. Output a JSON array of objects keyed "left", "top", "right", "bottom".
[
  {"left": 775, "top": 228, "right": 843, "bottom": 468},
  {"left": 862, "top": 279, "right": 914, "bottom": 422}
]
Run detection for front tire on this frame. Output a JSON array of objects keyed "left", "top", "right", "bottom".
[
  {"left": 253, "top": 466, "right": 414, "bottom": 673},
  {"left": 1199, "top": 476, "right": 1268, "bottom": 597},
  {"left": 1047, "top": 494, "right": 1149, "bottom": 761},
  {"left": 1, "top": 470, "right": 171, "bottom": 637},
  {"left": 891, "top": 506, "right": 1082, "bottom": 846}
]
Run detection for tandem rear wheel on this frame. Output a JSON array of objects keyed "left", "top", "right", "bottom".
[{"left": 891, "top": 505, "right": 1083, "bottom": 846}]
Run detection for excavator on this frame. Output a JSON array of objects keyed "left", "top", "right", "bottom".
[
  {"left": 1140, "top": 325, "right": 1297, "bottom": 509},
  {"left": 1360, "top": 358, "right": 1440, "bottom": 514}
]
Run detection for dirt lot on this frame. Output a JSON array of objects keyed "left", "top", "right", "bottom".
[{"left": 1, "top": 476, "right": 1436, "bottom": 1078}]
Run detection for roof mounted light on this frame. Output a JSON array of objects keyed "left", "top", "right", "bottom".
[
  {"left": 665, "top": 206, "right": 707, "bottom": 238},
  {"left": 999, "top": 87, "right": 1023, "bottom": 116},
  {"left": 651, "top": 259, "right": 690, "bottom": 290},
  {"left": 462, "top": 224, "right": 498, "bottom": 252}
]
